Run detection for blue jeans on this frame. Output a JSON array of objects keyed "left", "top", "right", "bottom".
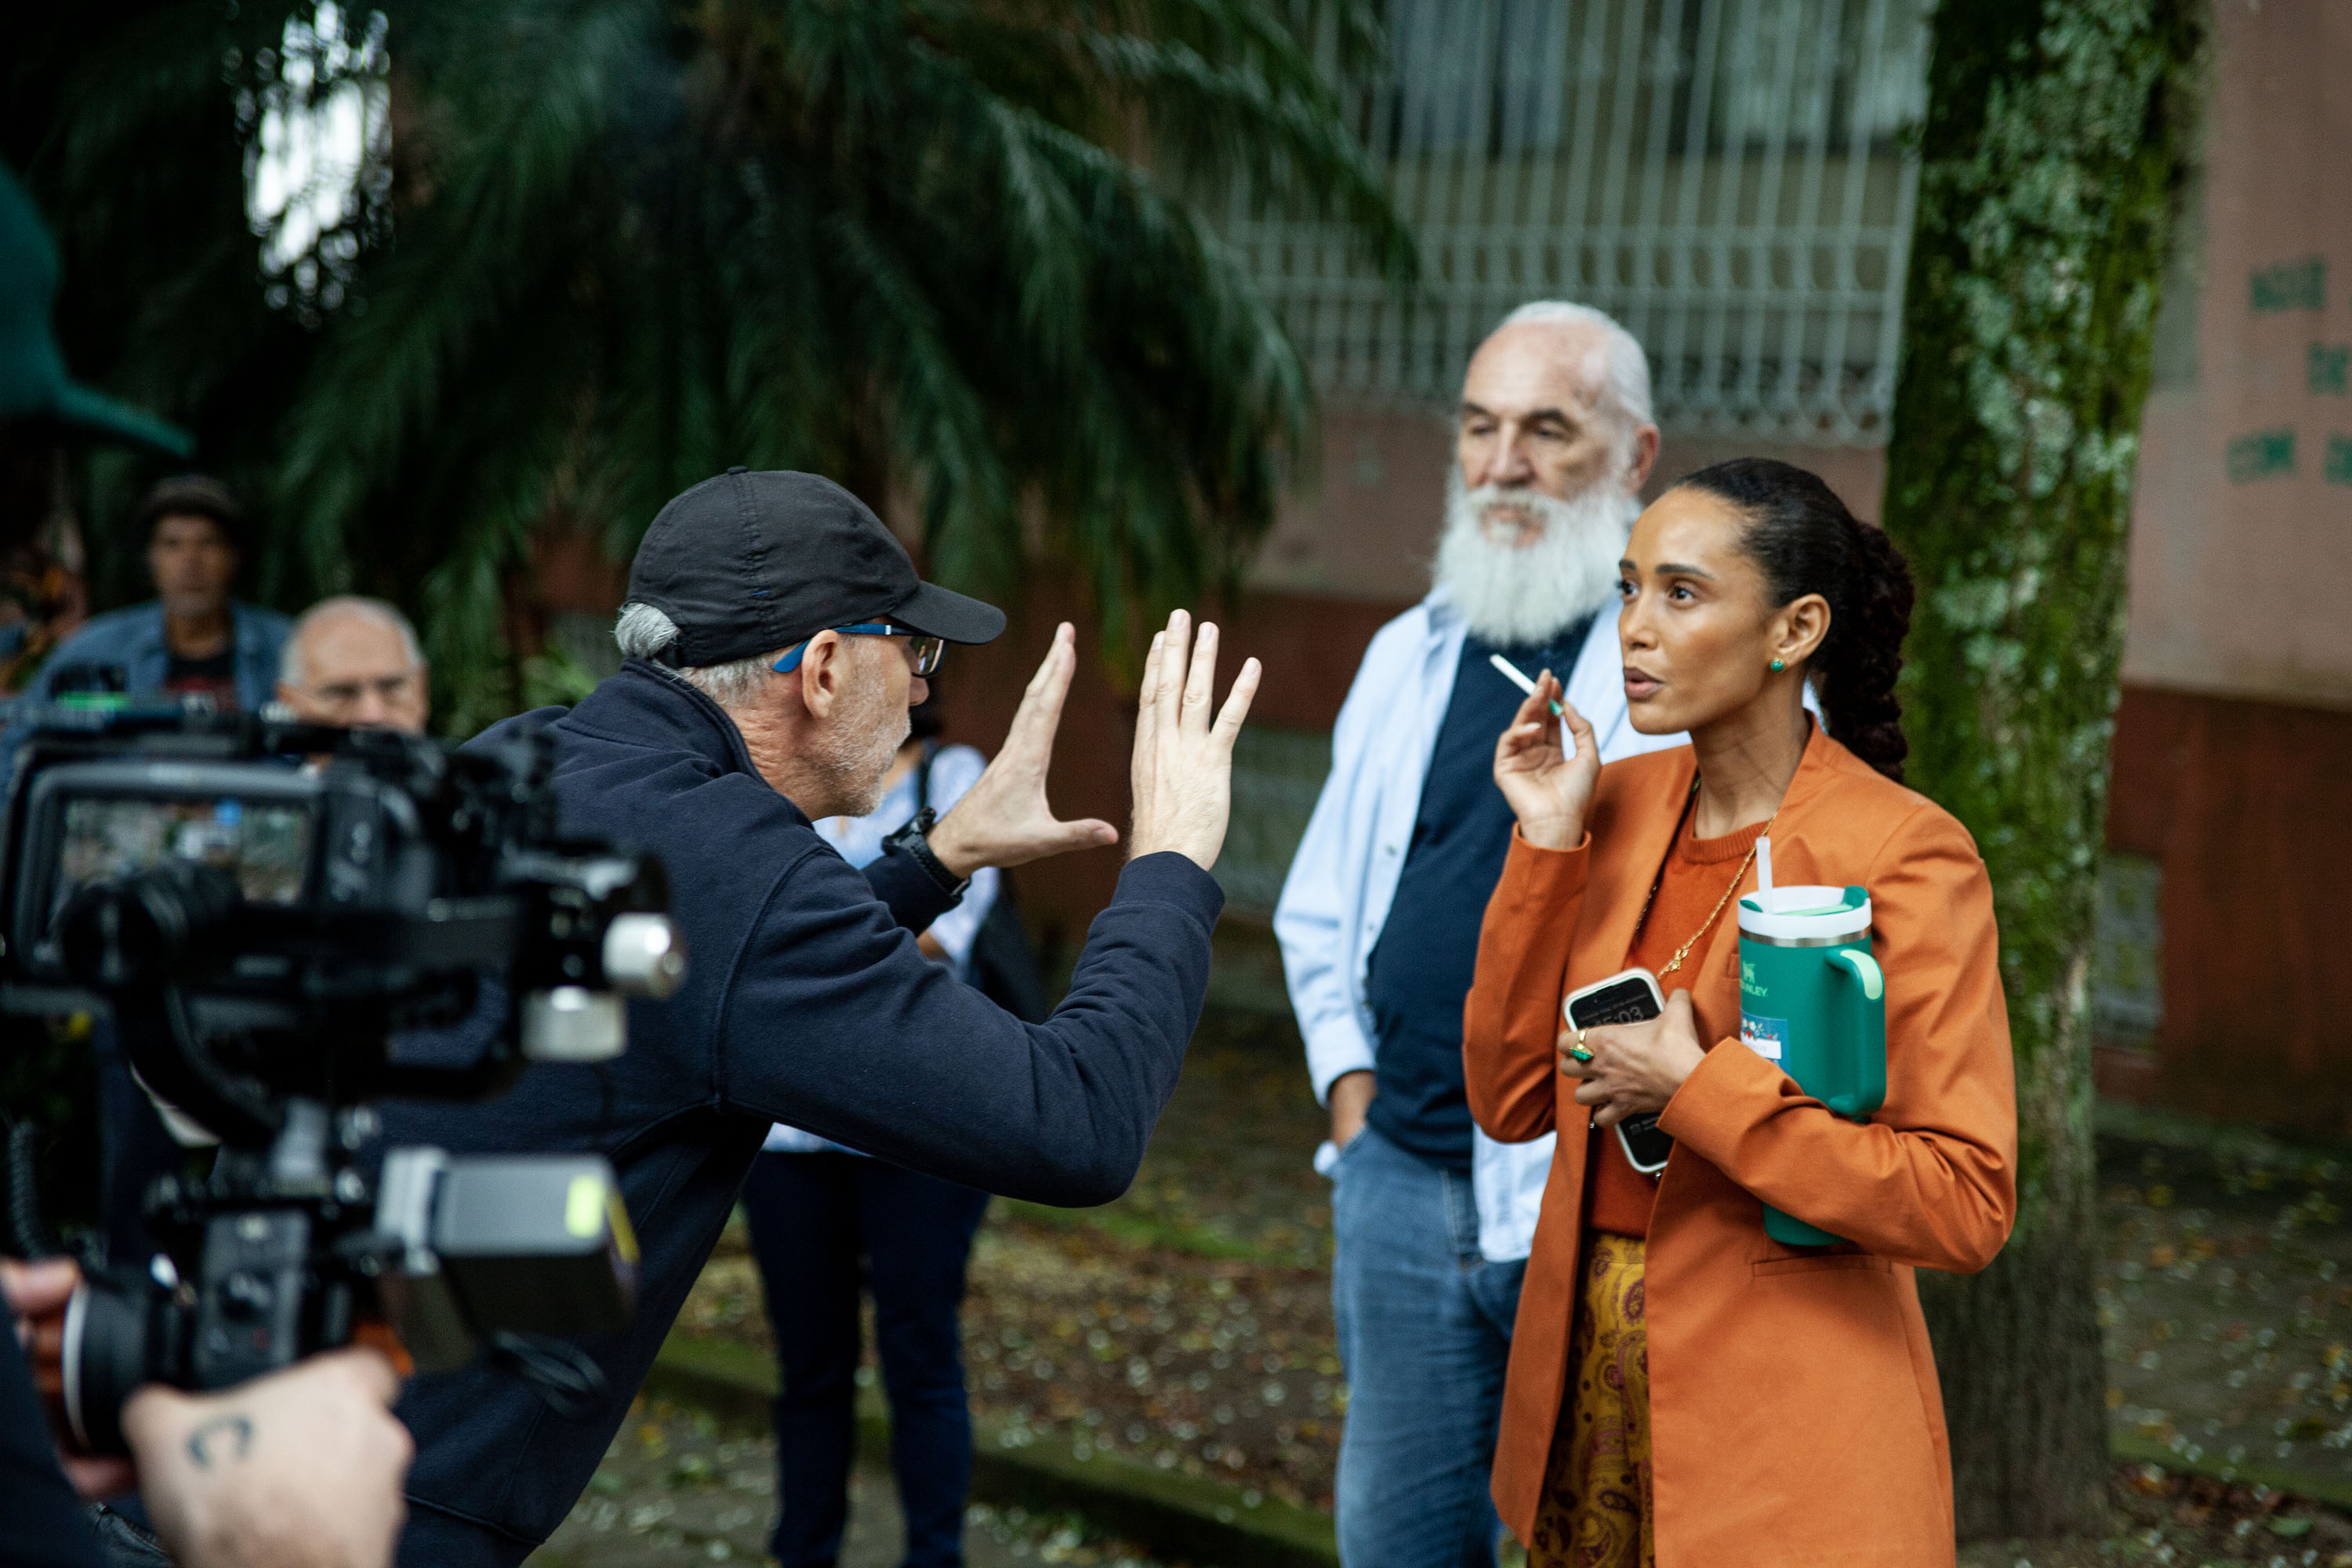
[
  {"left": 1330, "top": 1125, "right": 1527, "bottom": 1568},
  {"left": 742, "top": 1152, "right": 991, "bottom": 1568}
]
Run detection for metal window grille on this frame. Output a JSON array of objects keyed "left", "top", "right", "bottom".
[
  {"left": 2092, "top": 852, "right": 2164, "bottom": 1047},
  {"left": 1212, "top": 724, "right": 1335, "bottom": 920},
  {"left": 1234, "top": 0, "right": 1933, "bottom": 445}
]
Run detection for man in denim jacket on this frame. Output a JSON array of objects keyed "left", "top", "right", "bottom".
[{"left": 20, "top": 474, "right": 288, "bottom": 710}]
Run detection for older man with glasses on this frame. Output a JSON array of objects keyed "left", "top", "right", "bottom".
[
  {"left": 274, "top": 595, "right": 430, "bottom": 732},
  {"left": 378, "top": 467, "right": 1259, "bottom": 1568}
]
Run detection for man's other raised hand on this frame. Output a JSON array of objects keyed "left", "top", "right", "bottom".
[
  {"left": 927, "top": 614, "right": 1260, "bottom": 879},
  {"left": 929, "top": 622, "right": 1120, "bottom": 877},
  {"left": 1128, "top": 610, "right": 1261, "bottom": 870}
]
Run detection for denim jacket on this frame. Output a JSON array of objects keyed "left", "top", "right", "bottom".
[
  {"left": 22, "top": 600, "right": 291, "bottom": 710},
  {"left": 1273, "top": 588, "right": 1683, "bottom": 1261}
]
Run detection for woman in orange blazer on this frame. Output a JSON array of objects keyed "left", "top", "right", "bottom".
[{"left": 1463, "top": 458, "right": 2016, "bottom": 1568}]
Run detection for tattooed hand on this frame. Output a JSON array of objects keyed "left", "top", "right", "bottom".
[
  {"left": 8, "top": 1255, "right": 412, "bottom": 1566},
  {"left": 122, "top": 1347, "right": 412, "bottom": 1568}
]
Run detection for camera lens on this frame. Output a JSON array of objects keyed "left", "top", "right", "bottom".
[
  {"left": 59, "top": 861, "right": 240, "bottom": 990},
  {"left": 62, "top": 1269, "right": 167, "bottom": 1457}
]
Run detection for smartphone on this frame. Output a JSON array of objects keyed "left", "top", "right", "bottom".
[{"left": 1563, "top": 967, "right": 1674, "bottom": 1176}]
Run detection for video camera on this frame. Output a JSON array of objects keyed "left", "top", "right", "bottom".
[{"left": 0, "top": 702, "right": 685, "bottom": 1452}]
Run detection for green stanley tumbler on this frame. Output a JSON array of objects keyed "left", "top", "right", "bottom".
[{"left": 1736, "top": 884, "right": 1886, "bottom": 1247}]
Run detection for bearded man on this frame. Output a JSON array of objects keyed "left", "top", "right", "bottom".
[{"left": 1275, "top": 303, "right": 1682, "bottom": 1566}]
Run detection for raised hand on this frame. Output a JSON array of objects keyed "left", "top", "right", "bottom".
[
  {"left": 1127, "top": 609, "right": 1261, "bottom": 869},
  {"left": 928, "top": 622, "right": 1120, "bottom": 876},
  {"left": 1492, "top": 669, "right": 1601, "bottom": 851}
]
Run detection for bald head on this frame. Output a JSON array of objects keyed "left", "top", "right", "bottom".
[
  {"left": 1456, "top": 304, "right": 1659, "bottom": 544},
  {"left": 278, "top": 596, "right": 430, "bottom": 732}
]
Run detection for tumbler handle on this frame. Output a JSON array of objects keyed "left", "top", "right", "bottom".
[{"left": 1828, "top": 948, "right": 1888, "bottom": 1120}]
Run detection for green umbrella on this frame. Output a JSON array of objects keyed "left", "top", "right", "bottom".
[{"left": 0, "top": 162, "right": 191, "bottom": 458}]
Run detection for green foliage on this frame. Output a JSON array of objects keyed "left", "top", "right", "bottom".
[
  {"left": 3, "top": 5, "right": 339, "bottom": 612},
  {"left": 5, "top": 2, "right": 1410, "bottom": 731}
]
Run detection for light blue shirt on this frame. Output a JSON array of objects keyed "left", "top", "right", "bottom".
[
  {"left": 764, "top": 743, "right": 999, "bottom": 1156},
  {"left": 1274, "top": 588, "right": 1685, "bottom": 1261}
]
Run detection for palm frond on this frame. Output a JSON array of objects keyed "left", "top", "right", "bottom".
[{"left": 18, "top": 0, "right": 1413, "bottom": 728}]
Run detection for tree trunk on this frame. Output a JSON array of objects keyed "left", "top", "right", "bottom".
[{"left": 1879, "top": 0, "right": 2206, "bottom": 1541}]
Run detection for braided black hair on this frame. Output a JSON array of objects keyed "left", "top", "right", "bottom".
[{"left": 1670, "top": 457, "right": 1914, "bottom": 782}]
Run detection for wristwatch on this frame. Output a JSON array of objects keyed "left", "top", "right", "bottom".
[{"left": 882, "top": 808, "right": 970, "bottom": 899}]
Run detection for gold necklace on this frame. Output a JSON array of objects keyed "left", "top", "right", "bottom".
[{"left": 1633, "top": 782, "right": 1778, "bottom": 978}]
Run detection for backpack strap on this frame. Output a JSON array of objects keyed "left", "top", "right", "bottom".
[{"left": 914, "top": 739, "right": 940, "bottom": 816}]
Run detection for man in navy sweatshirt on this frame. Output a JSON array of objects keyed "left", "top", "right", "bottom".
[{"left": 381, "top": 469, "right": 1261, "bottom": 1566}]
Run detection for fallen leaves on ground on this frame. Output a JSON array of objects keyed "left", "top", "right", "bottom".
[{"left": 681, "top": 1011, "right": 2352, "bottom": 1552}]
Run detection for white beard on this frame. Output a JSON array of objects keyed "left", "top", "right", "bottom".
[{"left": 1433, "top": 470, "right": 1638, "bottom": 646}]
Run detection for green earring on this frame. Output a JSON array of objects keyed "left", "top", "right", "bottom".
[{"left": 1769, "top": 658, "right": 1786, "bottom": 673}]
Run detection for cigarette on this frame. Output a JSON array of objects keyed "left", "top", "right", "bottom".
[{"left": 1489, "top": 653, "right": 1565, "bottom": 717}]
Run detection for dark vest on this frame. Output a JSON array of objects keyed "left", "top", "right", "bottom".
[{"left": 1363, "top": 618, "right": 1595, "bottom": 1173}]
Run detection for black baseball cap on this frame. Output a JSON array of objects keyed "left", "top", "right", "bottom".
[
  {"left": 626, "top": 468, "right": 1005, "bottom": 667},
  {"left": 138, "top": 474, "right": 245, "bottom": 550}
]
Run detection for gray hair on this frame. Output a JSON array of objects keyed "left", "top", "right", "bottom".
[
  {"left": 613, "top": 601, "right": 776, "bottom": 709},
  {"left": 1493, "top": 300, "right": 1656, "bottom": 434},
  {"left": 281, "top": 596, "right": 424, "bottom": 687}
]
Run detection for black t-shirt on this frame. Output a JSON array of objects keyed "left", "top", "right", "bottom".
[
  {"left": 1361, "top": 620, "right": 1595, "bottom": 1174},
  {"left": 163, "top": 647, "right": 238, "bottom": 710},
  {"left": 0, "top": 1308, "right": 104, "bottom": 1568}
]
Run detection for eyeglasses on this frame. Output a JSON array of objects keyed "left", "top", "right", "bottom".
[
  {"left": 310, "top": 672, "right": 424, "bottom": 710},
  {"left": 771, "top": 623, "right": 945, "bottom": 677}
]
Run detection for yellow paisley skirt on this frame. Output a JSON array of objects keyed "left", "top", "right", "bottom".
[{"left": 1527, "top": 1232, "right": 1653, "bottom": 1568}]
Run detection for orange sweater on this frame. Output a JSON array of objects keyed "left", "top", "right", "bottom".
[{"left": 1585, "top": 813, "right": 1770, "bottom": 1238}]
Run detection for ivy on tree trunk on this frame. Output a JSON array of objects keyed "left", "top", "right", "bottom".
[{"left": 1882, "top": 0, "right": 2205, "bottom": 1541}]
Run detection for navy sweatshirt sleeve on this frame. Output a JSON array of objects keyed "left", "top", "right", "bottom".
[
  {"left": 858, "top": 840, "right": 962, "bottom": 932},
  {"left": 717, "top": 849, "right": 1219, "bottom": 1206}
]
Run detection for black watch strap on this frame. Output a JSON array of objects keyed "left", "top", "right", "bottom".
[{"left": 884, "top": 808, "right": 969, "bottom": 898}]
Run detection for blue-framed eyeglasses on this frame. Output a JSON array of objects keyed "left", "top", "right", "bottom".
[{"left": 771, "top": 623, "right": 945, "bottom": 677}]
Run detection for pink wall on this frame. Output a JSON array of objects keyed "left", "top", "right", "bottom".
[
  {"left": 2091, "top": 0, "right": 2352, "bottom": 1123},
  {"left": 2123, "top": 0, "right": 2352, "bottom": 712}
]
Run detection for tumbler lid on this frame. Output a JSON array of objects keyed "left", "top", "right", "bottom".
[{"left": 1737, "top": 884, "right": 1871, "bottom": 942}]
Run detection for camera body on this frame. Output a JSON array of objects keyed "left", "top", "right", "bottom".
[{"left": 0, "top": 703, "right": 684, "bottom": 1451}]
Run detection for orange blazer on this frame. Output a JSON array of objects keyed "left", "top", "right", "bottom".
[{"left": 1464, "top": 730, "right": 2016, "bottom": 1567}]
